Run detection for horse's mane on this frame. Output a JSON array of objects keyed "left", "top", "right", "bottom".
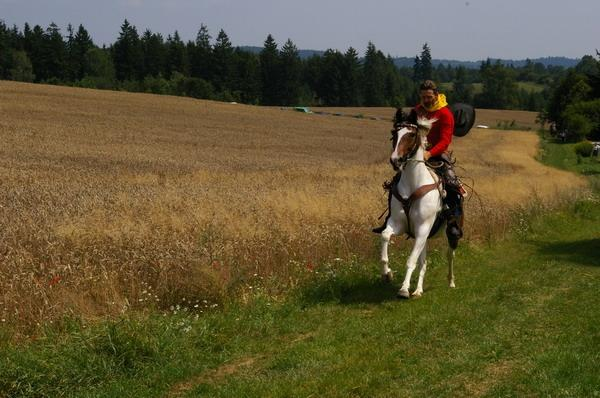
[{"left": 416, "top": 117, "right": 438, "bottom": 135}]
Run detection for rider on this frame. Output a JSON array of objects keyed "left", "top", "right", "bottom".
[{"left": 374, "top": 80, "right": 464, "bottom": 240}]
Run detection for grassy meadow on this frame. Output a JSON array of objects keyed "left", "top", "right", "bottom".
[
  {"left": 0, "top": 81, "right": 599, "bottom": 397},
  {"left": 0, "top": 80, "right": 587, "bottom": 334},
  {"left": 1, "top": 140, "right": 599, "bottom": 397}
]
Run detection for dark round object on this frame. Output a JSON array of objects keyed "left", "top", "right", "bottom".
[{"left": 451, "top": 103, "right": 475, "bottom": 137}]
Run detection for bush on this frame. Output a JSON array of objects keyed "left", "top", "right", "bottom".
[
  {"left": 142, "top": 75, "right": 170, "bottom": 95},
  {"left": 182, "top": 77, "right": 214, "bottom": 99},
  {"left": 564, "top": 99, "right": 600, "bottom": 140},
  {"left": 563, "top": 112, "right": 593, "bottom": 141},
  {"left": 574, "top": 140, "right": 594, "bottom": 157},
  {"left": 76, "top": 76, "right": 116, "bottom": 90}
]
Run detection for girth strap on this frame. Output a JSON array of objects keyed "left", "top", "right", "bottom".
[{"left": 391, "top": 182, "right": 441, "bottom": 237}]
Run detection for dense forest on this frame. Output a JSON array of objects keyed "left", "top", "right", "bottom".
[{"left": 0, "top": 19, "right": 598, "bottom": 132}]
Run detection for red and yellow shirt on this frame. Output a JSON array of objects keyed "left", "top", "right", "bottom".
[{"left": 414, "top": 93, "right": 455, "bottom": 157}]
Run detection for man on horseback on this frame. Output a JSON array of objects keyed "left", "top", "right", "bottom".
[{"left": 374, "top": 79, "right": 465, "bottom": 240}]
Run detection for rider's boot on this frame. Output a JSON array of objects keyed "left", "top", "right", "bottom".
[{"left": 444, "top": 186, "right": 464, "bottom": 240}]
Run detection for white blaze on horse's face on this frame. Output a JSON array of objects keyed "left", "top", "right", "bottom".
[{"left": 390, "top": 126, "right": 416, "bottom": 170}]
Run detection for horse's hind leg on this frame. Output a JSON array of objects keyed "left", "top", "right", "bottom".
[
  {"left": 413, "top": 244, "right": 427, "bottom": 297},
  {"left": 447, "top": 247, "right": 456, "bottom": 288}
]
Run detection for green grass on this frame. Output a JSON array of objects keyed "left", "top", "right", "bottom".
[
  {"left": 539, "top": 137, "right": 600, "bottom": 173},
  {"left": 1, "top": 140, "right": 600, "bottom": 397},
  {"left": 441, "top": 82, "right": 544, "bottom": 95}
]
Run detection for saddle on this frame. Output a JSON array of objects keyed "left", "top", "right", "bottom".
[{"left": 375, "top": 170, "right": 445, "bottom": 239}]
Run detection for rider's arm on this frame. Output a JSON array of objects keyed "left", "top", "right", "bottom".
[{"left": 428, "top": 108, "right": 454, "bottom": 157}]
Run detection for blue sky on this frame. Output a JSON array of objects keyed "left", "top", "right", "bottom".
[{"left": 1, "top": 0, "right": 598, "bottom": 60}]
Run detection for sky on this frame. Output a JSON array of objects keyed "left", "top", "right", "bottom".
[{"left": 1, "top": 0, "right": 599, "bottom": 61}]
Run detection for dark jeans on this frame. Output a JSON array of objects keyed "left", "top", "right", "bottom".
[{"left": 430, "top": 154, "right": 464, "bottom": 237}]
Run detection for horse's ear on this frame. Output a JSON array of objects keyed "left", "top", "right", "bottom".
[{"left": 416, "top": 117, "right": 437, "bottom": 136}]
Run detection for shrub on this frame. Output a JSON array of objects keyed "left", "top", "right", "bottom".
[
  {"left": 563, "top": 112, "right": 593, "bottom": 141},
  {"left": 564, "top": 99, "right": 600, "bottom": 140},
  {"left": 574, "top": 140, "right": 594, "bottom": 157},
  {"left": 182, "top": 77, "right": 214, "bottom": 100},
  {"left": 142, "top": 75, "right": 170, "bottom": 95}
]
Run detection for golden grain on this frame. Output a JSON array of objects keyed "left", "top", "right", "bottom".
[{"left": 0, "top": 81, "right": 586, "bottom": 332}]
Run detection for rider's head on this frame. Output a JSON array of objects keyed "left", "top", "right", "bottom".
[{"left": 419, "top": 80, "right": 439, "bottom": 109}]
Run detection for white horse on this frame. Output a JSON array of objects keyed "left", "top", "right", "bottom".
[{"left": 379, "top": 118, "right": 457, "bottom": 298}]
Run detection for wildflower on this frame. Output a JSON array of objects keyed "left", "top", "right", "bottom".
[{"left": 48, "top": 275, "right": 61, "bottom": 287}]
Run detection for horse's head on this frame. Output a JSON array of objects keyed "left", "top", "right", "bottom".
[{"left": 389, "top": 117, "right": 436, "bottom": 170}]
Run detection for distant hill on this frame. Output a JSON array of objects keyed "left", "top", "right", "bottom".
[
  {"left": 391, "top": 56, "right": 580, "bottom": 69},
  {"left": 237, "top": 46, "right": 579, "bottom": 69},
  {"left": 238, "top": 46, "right": 325, "bottom": 59}
]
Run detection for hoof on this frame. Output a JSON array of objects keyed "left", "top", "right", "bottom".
[
  {"left": 449, "top": 281, "right": 456, "bottom": 288},
  {"left": 397, "top": 289, "right": 410, "bottom": 299},
  {"left": 411, "top": 291, "right": 422, "bottom": 298},
  {"left": 381, "top": 272, "right": 394, "bottom": 283}
]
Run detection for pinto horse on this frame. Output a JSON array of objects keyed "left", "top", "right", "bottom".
[{"left": 379, "top": 118, "right": 456, "bottom": 298}]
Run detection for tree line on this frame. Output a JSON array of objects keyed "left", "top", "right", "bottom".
[
  {"left": 541, "top": 53, "right": 600, "bottom": 142},
  {"left": 0, "top": 20, "right": 571, "bottom": 111}
]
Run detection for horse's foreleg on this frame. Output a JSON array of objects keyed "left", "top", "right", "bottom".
[
  {"left": 380, "top": 225, "right": 394, "bottom": 282},
  {"left": 413, "top": 244, "right": 427, "bottom": 297},
  {"left": 398, "top": 235, "right": 427, "bottom": 298},
  {"left": 447, "top": 247, "right": 456, "bottom": 288}
]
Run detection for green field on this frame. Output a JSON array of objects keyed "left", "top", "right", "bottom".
[
  {"left": 440, "top": 82, "right": 545, "bottom": 95},
  {"left": 1, "top": 139, "right": 599, "bottom": 397}
]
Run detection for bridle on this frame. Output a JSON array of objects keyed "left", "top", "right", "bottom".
[
  {"left": 391, "top": 124, "right": 420, "bottom": 171},
  {"left": 388, "top": 123, "right": 443, "bottom": 237}
]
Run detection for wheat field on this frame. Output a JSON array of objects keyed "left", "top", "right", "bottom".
[
  {"left": 312, "top": 106, "right": 541, "bottom": 130},
  {"left": 0, "top": 81, "right": 586, "bottom": 331}
]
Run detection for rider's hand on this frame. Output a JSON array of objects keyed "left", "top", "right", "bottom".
[{"left": 424, "top": 151, "right": 431, "bottom": 161}]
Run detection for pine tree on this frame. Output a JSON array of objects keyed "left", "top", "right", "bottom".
[
  {"left": 166, "top": 31, "right": 187, "bottom": 78},
  {"left": 231, "top": 48, "right": 260, "bottom": 104},
  {"left": 190, "top": 24, "right": 212, "bottom": 80},
  {"left": 452, "top": 66, "right": 473, "bottom": 103},
  {"left": 363, "top": 42, "right": 386, "bottom": 106},
  {"left": 341, "top": 47, "right": 361, "bottom": 105},
  {"left": 260, "top": 34, "right": 281, "bottom": 105},
  {"left": 37, "top": 22, "right": 66, "bottom": 81},
  {"left": 384, "top": 55, "right": 403, "bottom": 107},
  {"left": 69, "top": 24, "right": 94, "bottom": 80},
  {"left": 476, "top": 59, "right": 519, "bottom": 109},
  {"left": 279, "top": 39, "right": 302, "bottom": 106},
  {"left": 316, "top": 49, "right": 343, "bottom": 105},
  {"left": 212, "top": 29, "right": 234, "bottom": 91},
  {"left": 0, "top": 21, "right": 12, "bottom": 78},
  {"left": 141, "top": 30, "right": 166, "bottom": 78},
  {"left": 413, "top": 55, "right": 421, "bottom": 82},
  {"left": 113, "top": 19, "right": 143, "bottom": 81},
  {"left": 419, "top": 43, "right": 433, "bottom": 81}
]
